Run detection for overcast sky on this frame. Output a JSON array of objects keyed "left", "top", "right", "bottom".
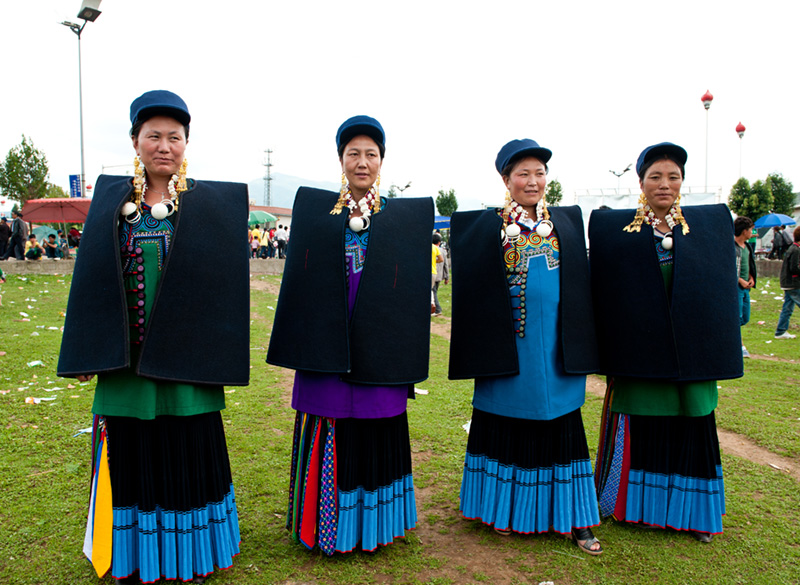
[{"left": 2, "top": 0, "right": 797, "bottom": 212}]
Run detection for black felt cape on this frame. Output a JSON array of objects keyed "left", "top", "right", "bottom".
[
  {"left": 266, "top": 187, "right": 434, "bottom": 385},
  {"left": 589, "top": 204, "right": 743, "bottom": 381},
  {"left": 57, "top": 174, "right": 250, "bottom": 386},
  {"left": 448, "top": 205, "right": 599, "bottom": 380}
]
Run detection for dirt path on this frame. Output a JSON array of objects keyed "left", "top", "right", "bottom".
[{"left": 431, "top": 320, "right": 800, "bottom": 483}]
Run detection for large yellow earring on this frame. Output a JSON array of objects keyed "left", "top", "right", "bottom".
[
  {"left": 330, "top": 172, "right": 349, "bottom": 215},
  {"left": 623, "top": 193, "right": 647, "bottom": 233},
  {"left": 373, "top": 175, "right": 382, "bottom": 214}
]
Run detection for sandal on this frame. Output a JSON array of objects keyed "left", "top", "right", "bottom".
[
  {"left": 494, "top": 526, "right": 512, "bottom": 536},
  {"left": 571, "top": 527, "right": 603, "bottom": 556},
  {"left": 690, "top": 530, "right": 714, "bottom": 544}
]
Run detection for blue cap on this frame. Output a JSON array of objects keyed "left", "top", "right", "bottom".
[
  {"left": 636, "top": 142, "right": 687, "bottom": 177},
  {"left": 130, "top": 90, "right": 191, "bottom": 127},
  {"left": 495, "top": 139, "right": 552, "bottom": 174},
  {"left": 336, "top": 115, "right": 385, "bottom": 156}
]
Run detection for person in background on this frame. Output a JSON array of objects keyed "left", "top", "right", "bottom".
[
  {"left": 734, "top": 217, "right": 756, "bottom": 358},
  {"left": 43, "top": 233, "right": 61, "bottom": 258},
  {"left": 24, "top": 234, "right": 44, "bottom": 260},
  {"left": 275, "top": 224, "right": 288, "bottom": 258},
  {"left": 774, "top": 225, "right": 800, "bottom": 339},
  {"left": 250, "top": 223, "right": 261, "bottom": 258},
  {"left": 0, "top": 216, "right": 10, "bottom": 258},
  {"left": 2, "top": 210, "right": 28, "bottom": 260},
  {"left": 57, "top": 229, "right": 70, "bottom": 258},
  {"left": 432, "top": 232, "right": 448, "bottom": 315},
  {"left": 68, "top": 226, "right": 81, "bottom": 248}
]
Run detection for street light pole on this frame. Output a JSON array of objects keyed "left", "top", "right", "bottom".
[
  {"left": 736, "top": 122, "right": 746, "bottom": 178},
  {"left": 608, "top": 164, "right": 632, "bottom": 205},
  {"left": 701, "top": 90, "right": 713, "bottom": 193},
  {"left": 60, "top": 1, "right": 102, "bottom": 198}
]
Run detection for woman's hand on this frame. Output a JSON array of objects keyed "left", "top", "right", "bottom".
[{"left": 76, "top": 374, "right": 95, "bottom": 382}]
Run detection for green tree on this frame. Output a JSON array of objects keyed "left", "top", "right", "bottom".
[
  {"left": 46, "top": 183, "right": 69, "bottom": 199},
  {"left": 728, "top": 177, "right": 750, "bottom": 216},
  {"left": 729, "top": 178, "right": 773, "bottom": 220},
  {"left": 767, "top": 173, "right": 795, "bottom": 216},
  {"left": 0, "top": 135, "right": 50, "bottom": 205},
  {"left": 436, "top": 188, "right": 458, "bottom": 216},
  {"left": 546, "top": 179, "right": 563, "bottom": 206},
  {"left": 386, "top": 185, "right": 398, "bottom": 198}
]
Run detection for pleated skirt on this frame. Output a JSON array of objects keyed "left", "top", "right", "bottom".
[
  {"left": 460, "top": 407, "right": 600, "bottom": 535},
  {"left": 104, "top": 412, "right": 240, "bottom": 583},
  {"left": 595, "top": 391, "right": 726, "bottom": 535},
  {"left": 287, "top": 411, "right": 417, "bottom": 555}
]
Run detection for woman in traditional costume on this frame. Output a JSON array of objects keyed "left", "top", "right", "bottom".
[
  {"left": 449, "top": 139, "right": 603, "bottom": 555},
  {"left": 267, "top": 116, "right": 433, "bottom": 554},
  {"left": 591, "top": 142, "right": 742, "bottom": 543},
  {"left": 58, "top": 90, "right": 249, "bottom": 583}
]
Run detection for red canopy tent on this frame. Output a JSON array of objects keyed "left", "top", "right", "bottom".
[{"left": 20, "top": 198, "right": 92, "bottom": 223}]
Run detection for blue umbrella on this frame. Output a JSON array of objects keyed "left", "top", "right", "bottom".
[{"left": 753, "top": 213, "right": 797, "bottom": 228}]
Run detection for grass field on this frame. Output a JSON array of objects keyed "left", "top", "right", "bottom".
[{"left": 0, "top": 272, "right": 798, "bottom": 584}]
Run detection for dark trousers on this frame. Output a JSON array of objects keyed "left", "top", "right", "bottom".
[
  {"left": 0, "top": 239, "right": 7, "bottom": 258},
  {"left": 2, "top": 235, "right": 23, "bottom": 260}
]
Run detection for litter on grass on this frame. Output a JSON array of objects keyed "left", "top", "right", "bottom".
[
  {"left": 414, "top": 387, "right": 429, "bottom": 395},
  {"left": 26, "top": 396, "right": 56, "bottom": 404},
  {"left": 463, "top": 420, "right": 471, "bottom": 433},
  {"left": 27, "top": 360, "right": 44, "bottom": 367}
]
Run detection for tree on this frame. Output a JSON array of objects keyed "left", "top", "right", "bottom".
[
  {"left": 545, "top": 179, "right": 563, "bottom": 206},
  {"left": 46, "top": 183, "right": 69, "bottom": 199},
  {"left": 729, "top": 178, "right": 773, "bottom": 220},
  {"left": 767, "top": 173, "right": 795, "bottom": 216},
  {"left": 386, "top": 185, "right": 398, "bottom": 198},
  {"left": 436, "top": 188, "right": 458, "bottom": 216},
  {"left": 0, "top": 135, "right": 50, "bottom": 205}
]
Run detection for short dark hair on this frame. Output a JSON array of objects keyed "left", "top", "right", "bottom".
[
  {"left": 432, "top": 233, "right": 442, "bottom": 244},
  {"left": 501, "top": 157, "right": 549, "bottom": 179},
  {"left": 638, "top": 154, "right": 685, "bottom": 180},
  {"left": 734, "top": 216, "right": 754, "bottom": 236},
  {"left": 794, "top": 226, "right": 800, "bottom": 243},
  {"left": 130, "top": 119, "right": 190, "bottom": 140},
  {"left": 337, "top": 137, "right": 385, "bottom": 160}
]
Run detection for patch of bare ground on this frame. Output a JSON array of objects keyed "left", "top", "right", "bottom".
[
  {"left": 430, "top": 315, "right": 452, "bottom": 339},
  {"left": 748, "top": 353, "right": 797, "bottom": 363},
  {"left": 586, "top": 375, "right": 800, "bottom": 482},
  {"left": 250, "top": 276, "right": 282, "bottom": 296},
  {"left": 413, "top": 483, "right": 537, "bottom": 585}
]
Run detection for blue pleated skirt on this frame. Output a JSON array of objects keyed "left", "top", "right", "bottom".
[
  {"left": 596, "top": 404, "right": 725, "bottom": 535},
  {"left": 287, "top": 411, "right": 417, "bottom": 554},
  {"left": 460, "top": 407, "right": 600, "bottom": 535},
  {"left": 104, "top": 413, "right": 240, "bottom": 583}
]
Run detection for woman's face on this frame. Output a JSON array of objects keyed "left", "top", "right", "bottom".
[
  {"left": 132, "top": 116, "right": 187, "bottom": 181},
  {"left": 341, "top": 135, "right": 382, "bottom": 198},
  {"left": 503, "top": 156, "right": 547, "bottom": 213},
  {"left": 640, "top": 158, "right": 682, "bottom": 215}
]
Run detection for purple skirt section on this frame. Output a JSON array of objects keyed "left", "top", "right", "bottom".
[{"left": 292, "top": 370, "right": 409, "bottom": 419}]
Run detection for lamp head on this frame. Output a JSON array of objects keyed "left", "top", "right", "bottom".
[{"left": 77, "top": 0, "right": 102, "bottom": 22}]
